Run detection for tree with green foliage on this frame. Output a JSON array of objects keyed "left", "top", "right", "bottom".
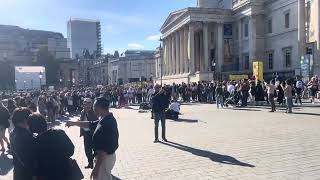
[
  {"left": 114, "top": 50, "right": 119, "bottom": 58},
  {"left": 34, "top": 46, "right": 59, "bottom": 85},
  {"left": 0, "top": 60, "right": 14, "bottom": 90}
]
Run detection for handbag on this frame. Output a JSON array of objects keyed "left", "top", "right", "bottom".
[{"left": 68, "top": 159, "right": 84, "bottom": 180}]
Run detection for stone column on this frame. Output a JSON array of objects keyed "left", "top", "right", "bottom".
[
  {"left": 188, "top": 24, "right": 195, "bottom": 74},
  {"left": 249, "top": 16, "right": 257, "bottom": 69},
  {"left": 184, "top": 27, "right": 189, "bottom": 73},
  {"left": 168, "top": 35, "right": 172, "bottom": 75},
  {"left": 165, "top": 37, "right": 169, "bottom": 76},
  {"left": 175, "top": 31, "right": 180, "bottom": 75},
  {"left": 217, "top": 23, "right": 223, "bottom": 72},
  {"left": 203, "top": 22, "right": 209, "bottom": 72},
  {"left": 163, "top": 38, "right": 168, "bottom": 76},
  {"left": 179, "top": 29, "right": 184, "bottom": 74},
  {"left": 171, "top": 34, "right": 176, "bottom": 75},
  {"left": 238, "top": 20, "right": 242, "bottom": 70},
  {"left": 298, "top": 0, "right": 306, "bottom": 61}
]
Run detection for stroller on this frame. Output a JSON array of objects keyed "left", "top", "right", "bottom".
[{"left": 224, "top": 91, "right": 241, "bottom": 107}]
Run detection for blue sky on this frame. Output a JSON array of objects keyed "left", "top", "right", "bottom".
[{"left": 0, "top": 0, "right": 195, "bottom": 54}]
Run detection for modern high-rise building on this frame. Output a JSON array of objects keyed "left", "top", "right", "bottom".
[{"left": 67, "top": 18, "right": 102, "bottom": 59}]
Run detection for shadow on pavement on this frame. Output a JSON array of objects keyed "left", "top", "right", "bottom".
[
  {"left": 171, "top": 119, "right": 198, "bottom": 123},
  {"left": 112, "top": 175, "right": 122, "bottom": 180},
  {"left": 292, "top": 112, "right": 320, "bottom": 116},
  {"left": 180, "top": 103, "right": 202, "bottom": 106},
  {"left": 231, "top": 108, "right": 261, "bottom": 112},
  {"left": 0, "top": 152, "right": 13, "bottom": 175},
  {"left": 161, "top": 141, "right": 255, "bottom": 168},
  {"left": 124, "top": 106, "right": 140, "bottom": 111}
]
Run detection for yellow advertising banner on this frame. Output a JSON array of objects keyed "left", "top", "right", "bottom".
[
  {"left": 253, "top": 61, "right": 263, "bottom": 81},
  {"left": 229, "top": 74, "right": 249, "bottom": 81}
]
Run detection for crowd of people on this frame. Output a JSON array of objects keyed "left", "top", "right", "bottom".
[{"left": 0, "top": 75, "right": 319, "bottom": 180}]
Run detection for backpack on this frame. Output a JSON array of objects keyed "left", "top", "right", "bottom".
[{"left": 296, "top": 81, "right": 303, "bottom": 89}]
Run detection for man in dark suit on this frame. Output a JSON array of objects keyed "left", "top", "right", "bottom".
[
  {"left": 80, "top": 98, "right": 98, "bottom": 169},
  {"left": 152, "top": 85, "right": 169, "bottom": 143}
]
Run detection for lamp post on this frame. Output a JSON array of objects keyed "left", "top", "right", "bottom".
[
  {"left": 23, "top": 80, "right": 26, "bottom": 91},
  {"left": 212, "top": 61, "right": 216, "bottom": 81},
  {"left": 159, "top": 37, "right": 163, "bottom": 86},
  {"left": 15, "top": 80, "right": 17, "bottom": 91},
  {"left": 160, "top": 62, "right": 163, "bottom": 86},
  {"left": 39, "top": 72, "right": 43, "bottom": 90}
]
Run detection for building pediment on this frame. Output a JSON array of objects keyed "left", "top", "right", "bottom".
[
  {"left": 161, "top": 7, "right": 233, "bottom": 38},
  {"left": 161, "top": 8, "right": 189, "bottom": 32}
]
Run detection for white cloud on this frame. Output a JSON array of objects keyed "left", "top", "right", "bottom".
[
  {"left": 128, "top": 43, "right": 144, "bottom": 49},
  {"left": 146, "top": 34, "right": 161, "bottom": 41}
]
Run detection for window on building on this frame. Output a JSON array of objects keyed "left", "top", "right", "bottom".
[
  {"left": 235, "top": 25, "right": 239, "bottom": 39},
  {"left": 244, "top": 23, "right": 249, "bottom": 37},
  {"left": 210, "top": 32, "right": 214, "bottom": 43},
  {"left": 232, "top": 0, "right": 238, "bottom": 7},
  {"left": 244, "top": 54, "right": 249, "bottom": 70},
  {"left": 285, "top": 12, "right": 290, "bottom": 28},
  {"left": 268, "top": 19, "right": 273, "bottom": 34},
  {"left": 283, "top": 48, "right": 292, "bottom": 67},
  {"left": 267, "top": 52, "right": 273, "bottom": 69},
  {"left": 306, "top": 47, "right": 313, "bottom": 55},
  {"left": 306, "top": 1, "right": 311, "bottom": 38}
]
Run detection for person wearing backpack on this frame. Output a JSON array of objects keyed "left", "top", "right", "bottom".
[
  {"left": 215, "top": 83, "right": 224, "bottom": 109},
  {"left": 295, "top": 76, "right": 303, "bottom": 105}
]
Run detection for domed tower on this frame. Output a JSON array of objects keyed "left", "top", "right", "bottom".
[{"left": 197, "top": 0, "right": 219, "bottom": 8}]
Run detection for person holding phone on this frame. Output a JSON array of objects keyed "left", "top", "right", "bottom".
[{"left": 67, "top": 97, "right": 119, "bottom": 180}]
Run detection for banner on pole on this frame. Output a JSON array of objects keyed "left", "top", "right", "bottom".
[{"left": 253, "top": 61, "right": 263, "bottom": 81}]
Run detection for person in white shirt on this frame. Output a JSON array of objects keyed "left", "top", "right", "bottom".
[
  {"left": 165, "top": 100, "right": 180, "bottom": 120},
  {"left": 264, "top": 80, "right": 276, "bottom": 112},
  {"left": 227, "top": 82, "right": 235, "bottom": 95},
  {"left": 80, "top": 98, "right": 99, "bottom": 169},
  {"left": 147, "top": 87, "right": 155, "bottom": 102}
]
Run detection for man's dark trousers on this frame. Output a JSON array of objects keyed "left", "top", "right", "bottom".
[
  {"left": 83, "top": 130, "right": 94, "bottom": 165},
  {"left": 154, "top": 111, "right": 166, "bottom": 140}
]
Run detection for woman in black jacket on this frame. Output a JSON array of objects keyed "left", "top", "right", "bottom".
[
  {"left": 27, "top": 113, "right": 80, "bottom": 180},
  {"left": 255, "top": 81, "right": 265, "bottom": 105},
  {"left": 10, "top": 107, "right": 34, "bottom": 180}
]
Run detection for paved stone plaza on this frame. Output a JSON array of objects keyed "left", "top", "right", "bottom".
[{"left": 1, "top": 104, "right": 320, "bottom": 180}]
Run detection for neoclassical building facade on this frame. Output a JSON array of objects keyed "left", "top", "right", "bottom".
[{"left": 155, "top": 0, "right": 320, "bottom": 84}]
